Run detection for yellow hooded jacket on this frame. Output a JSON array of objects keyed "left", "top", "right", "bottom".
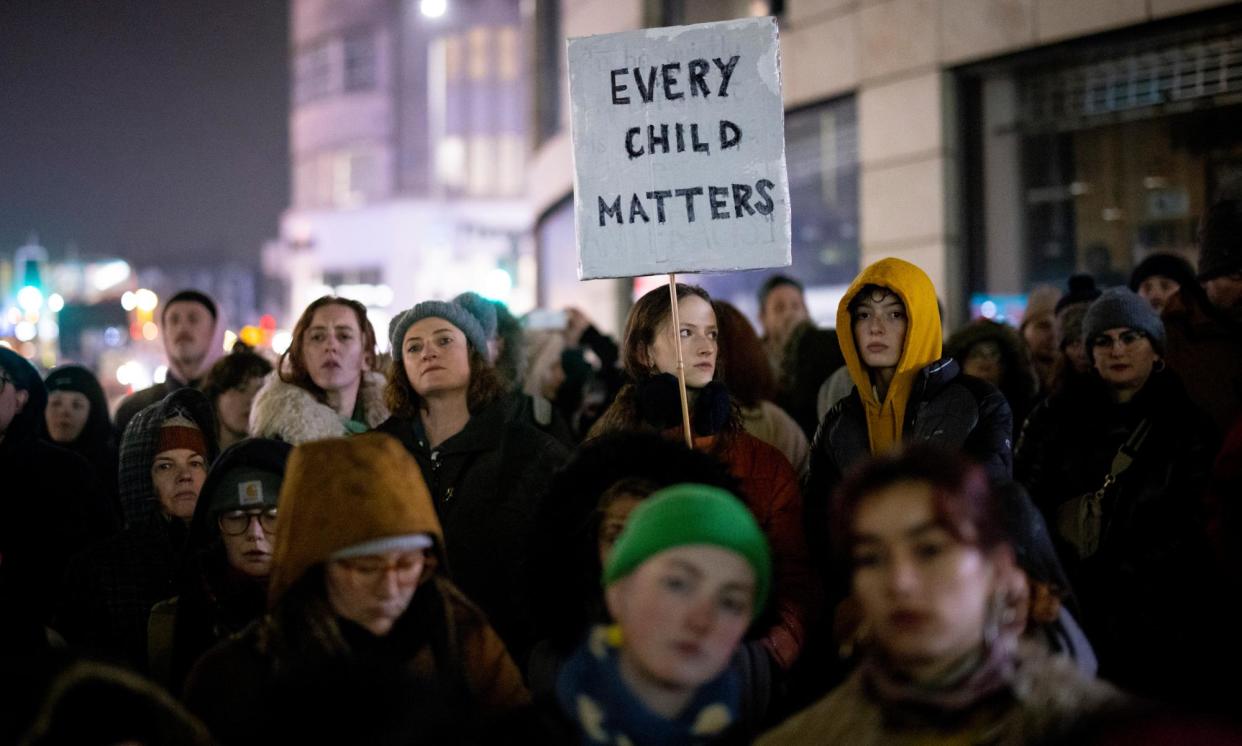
[{"left": 835, "top": 258, "right": 943, "bottom": 455}]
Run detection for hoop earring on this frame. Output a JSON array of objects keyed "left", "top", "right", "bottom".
[{"left": 1153, "top": 359, "right": 1166, "bottom": 373}]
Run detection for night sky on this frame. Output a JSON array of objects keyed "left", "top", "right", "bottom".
[{"left": 0, "top": 0, "right": 289, "bottom": 268}]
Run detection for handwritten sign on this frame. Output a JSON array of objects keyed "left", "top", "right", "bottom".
[{"left": 569, "top": 17, "right": 791, "bottom": 280}]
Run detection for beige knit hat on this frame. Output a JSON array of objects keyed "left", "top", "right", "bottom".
[
  {"left": 1020, "top": 285, "right": 1062, "bottom": 331},
  {"left": 267, "top": 433, "right": 444, "bottom": 607}
]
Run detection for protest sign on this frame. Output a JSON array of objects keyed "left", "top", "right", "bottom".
[{"left": 568, "top": 17, "right": 791, "bottom": 281}]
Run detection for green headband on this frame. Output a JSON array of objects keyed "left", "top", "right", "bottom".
[{"left": 602, "top": 483, "right": 771, "bottom": 618}]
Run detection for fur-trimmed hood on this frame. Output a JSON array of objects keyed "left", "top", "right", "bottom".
[{"left": 249, "top": 370, "right": 389, "bottom": 445}]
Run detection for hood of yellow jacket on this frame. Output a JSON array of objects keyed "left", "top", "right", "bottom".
[{"left": 834, "top": 258, "right": 943, "bottom": 452}]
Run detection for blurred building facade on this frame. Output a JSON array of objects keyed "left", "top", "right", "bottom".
[
  {"left": 531, "top": 0, "right": 1242, "bottom": 330},
  {"left": 271, "top": 0, "right": 533, "bottom": 348},
  {"left": 271, "top": 0, "right": 1242, "bottom": 334}
]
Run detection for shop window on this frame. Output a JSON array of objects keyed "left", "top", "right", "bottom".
[
  {"left": 344, "top": 31, "right": 377, "bottom": 92},
  {"left": 965, "top": 26, "right": 1242, "bottom": 297}
]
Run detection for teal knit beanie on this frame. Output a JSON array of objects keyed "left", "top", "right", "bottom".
[{"left": 603, "top": 483, "right": 771, "bottom": 617}]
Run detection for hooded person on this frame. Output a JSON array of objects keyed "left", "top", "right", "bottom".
[
  {"left": 146, "top": 437, "right": 292, "bottom": 693},
  {"left": 115, "top": 290, "right": 224, "bottom": 435},
  {"left": 808, "top": 258, "right": 1013, "bottom": 495},
  {"left": 182, "top": 433, "right": 529, "bottom": 746},
  {"left": 57, "top": 387, "right": 219, "bottom": 669},
  {"left": 945, "top": 319, "right": 1039, "bottom": 441},
  {"left": 0, "top": 348, "right": 101, "bottom": 626},
  {"left": 40, "top": 364, "right": 120, "bottom": 526},
  {"left": 804, "top": 260, "right": 1012, "bottom": 697},
  {"left": 554, "top": 484, "right": 772, "bottom": 745}
]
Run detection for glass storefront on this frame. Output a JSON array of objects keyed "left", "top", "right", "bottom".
[{"left": 963, "top": 15, "right": 1242, "bottom": 307}]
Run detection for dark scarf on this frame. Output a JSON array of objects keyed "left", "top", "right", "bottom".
[{"left": 556, "top": 626, "right": 741, "bottom": 746}]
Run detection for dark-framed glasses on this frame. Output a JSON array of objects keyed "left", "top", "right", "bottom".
[
  {"left": 1091, "top": 330, "right": 1146, "bottom": 350},
  {"left": 217, "top": 507, "right": 278, "bottom": 536}
]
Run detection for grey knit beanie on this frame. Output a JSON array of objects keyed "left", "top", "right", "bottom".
[
  {"left": 452, "top": 292, "right": 499, "bottom": 341},
  {"left": 1083, "top": 287, "right": 1165, "bottom": 355},
  {"left": 388, "top": 300, "right": 489, "bottom": 356}
]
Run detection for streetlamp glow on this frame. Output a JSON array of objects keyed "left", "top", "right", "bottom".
[
  {"left": 420, "top": 0, "right": 447, "bottom": 19},
  {"left": 47, "top": 293, "right": 65, "bottom": 312},
  {"left": 17, "top": 285, "right": 43, "bottom": 313}
]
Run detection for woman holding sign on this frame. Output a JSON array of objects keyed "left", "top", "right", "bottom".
[{"left": 588, "top": 284, "right": 819, "bottom": 703}]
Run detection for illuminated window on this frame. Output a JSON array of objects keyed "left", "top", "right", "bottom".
[
  {"left": 498, "top": 27, "right": 519, "bottom": 82},
  {"left": 443, "top": 35, "right": 463, "bottom": 82},
  {"left": 469, "top": 27, "right": 490, "bottom": 81}
]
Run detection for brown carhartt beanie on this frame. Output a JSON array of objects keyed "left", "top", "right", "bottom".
[{"left": 267, "top": 433, "right": 445, "bottom": 607}]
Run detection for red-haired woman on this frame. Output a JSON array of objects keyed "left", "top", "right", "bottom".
[{"left": 759, "top": 445, "right": 1121, "bottom": 744}]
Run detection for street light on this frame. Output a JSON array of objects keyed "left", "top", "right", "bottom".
[
  {"left": 17, "top": 285, "right": 43, "bottom": 313},
  {"left": 420, "top": 0, "right": 447, "bottom": 19}
]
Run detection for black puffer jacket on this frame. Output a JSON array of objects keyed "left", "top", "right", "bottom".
[
  {"left": 57, "top": 388, "right": 219, "bottom": 669},
  {"left": 375, "top": 396, "right": 569, "bottom": 666},
  {"left": 0, "top": 349, "right": 101, "bottom": 625},
  {"left": 1014, "top": 369, "right": 1219, "bottom": 701},
  {"left": 809, "top": 357, "right": 1014, "bottom": 495}
]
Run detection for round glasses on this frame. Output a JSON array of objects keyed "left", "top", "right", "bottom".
[
  {"left": 217, "top": 507, "right": 278, "bottom": 536},
  {"left": 333, "top": 552, "right": 425, "bottom": 587},
  {"left": 1090, "top": 330, "right": 1146, "bottom": 351}
]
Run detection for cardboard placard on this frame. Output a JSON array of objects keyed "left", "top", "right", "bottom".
[{"left": 569, "top": 17, "right": 791, "bottom": 280}]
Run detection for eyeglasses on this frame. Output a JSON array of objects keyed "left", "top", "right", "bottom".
[
  {"left": 217, "top": 508, "right": 278, "bottom": 536},
  {"left": 333, "top": 553, "right": 425, "bottom": 587},
  {"left": 1090, "top": 330, "right": 1147, "bottom": 351}
]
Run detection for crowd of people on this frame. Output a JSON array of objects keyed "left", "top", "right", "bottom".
[{"left": 2, "top": 198, "right": 1241, "bottom": 744}]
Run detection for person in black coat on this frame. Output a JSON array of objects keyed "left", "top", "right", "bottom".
[
  {"left": 146, "top": 437, "right": 291, "bottom": 693},
  {"left": 40, "top": 364, "right": 121, "bottom": 531},
  {"left": 808, "top": 259, "right": 1013, "bottom": 500},
  {"left": 0, "top": 348, "right": 100, "bottom": 626},
  {"left": 1015, "top": 288, "right": 1220, "bottom": 702},
  {"left": 57, "top": 387, "right": 219, "bottom": 670},
  {"left": 377, "top": 298, "right": 569, "bottom": 667}
]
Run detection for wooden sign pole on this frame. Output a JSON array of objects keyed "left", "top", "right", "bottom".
[{"left": 667, "top": 273, "right": 694, "bottom": 449}]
